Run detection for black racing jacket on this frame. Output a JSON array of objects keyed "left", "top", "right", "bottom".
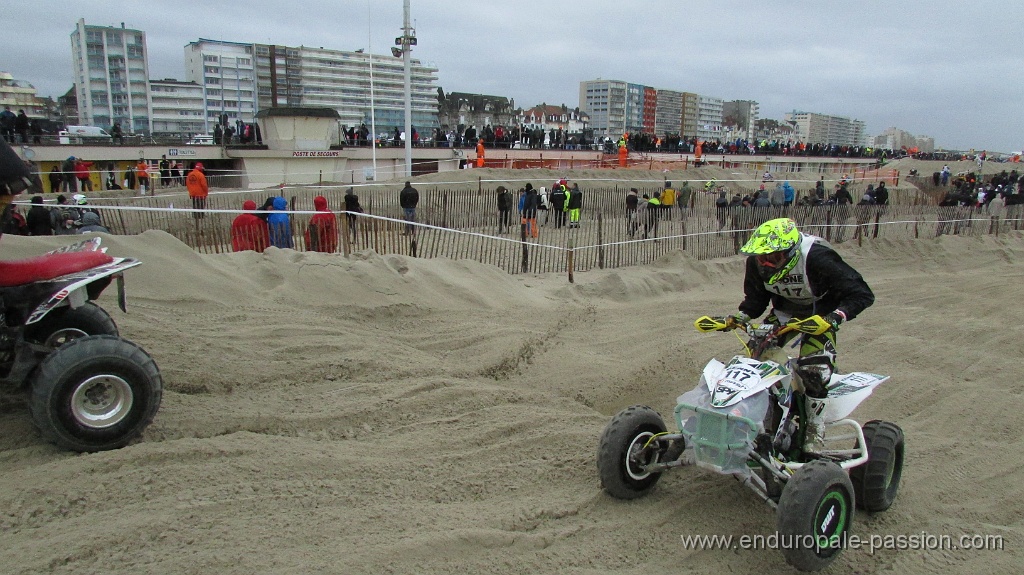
[{"left": 738, "top": 242, "right": 874, "bottom": 321}]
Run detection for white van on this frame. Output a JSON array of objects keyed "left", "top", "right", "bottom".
[{"left": 63, "top": 126, "right": 111, "bottom": 138}]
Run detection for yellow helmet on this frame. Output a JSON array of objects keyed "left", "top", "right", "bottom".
[
  {"left": 741, "top": 218, "right": 801, "bottom": 284},
  {"left": 740, "top": 218, "right": 800, "bottom": 255}
]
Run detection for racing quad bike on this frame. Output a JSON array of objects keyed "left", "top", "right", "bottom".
[
  {"left": 0, "top": 237, "right": 162, "bottom": 452},
  {"left": 597, "top": 315, "right": 904, "bottom": 572}
]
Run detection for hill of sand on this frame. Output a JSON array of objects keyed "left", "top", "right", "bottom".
[{"left": 1, "top": 192, "right": 1022, "bottom": 573}]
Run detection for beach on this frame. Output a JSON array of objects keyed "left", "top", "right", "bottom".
[{"left": 0, "top": 161, "right": 1022, "bottom": 574}]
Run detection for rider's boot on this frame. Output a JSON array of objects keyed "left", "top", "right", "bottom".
[{"left": 803, "top": 396, "right": 828, "bottom": 454}]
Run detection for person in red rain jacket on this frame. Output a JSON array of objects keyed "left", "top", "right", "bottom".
[
  {"left": 304, "top": 195, "right": 338, "bottom": 252},
  {"left": 231, "top": 199, "right": 269, "bottom": 252}
]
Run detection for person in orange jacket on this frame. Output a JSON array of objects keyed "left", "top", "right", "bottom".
[
  {"left": 231, "top": 199, "right": 269, "bottom": 252},
  {"left": 476, "top": 138, "right": 485, "bottom": 168},
  {"left": 186, "top": 162, "right": 209, "bottom": 219},
  {"left": 135, "top": 159, "right": 150, "bottom": 195},
  {"left": 617, "top": 140, "right": 628, "bottom": 167},
  {"left": 304, "top": 195, "right": 338, "bottom": 252}
]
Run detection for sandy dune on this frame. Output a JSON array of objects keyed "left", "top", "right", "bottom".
[{"left": 1, "top": 186, "right": 1022, "bottom": 573}]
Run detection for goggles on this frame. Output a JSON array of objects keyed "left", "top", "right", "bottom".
[{"left": 755, "top": 251, "right": 788, "bottom": 269}]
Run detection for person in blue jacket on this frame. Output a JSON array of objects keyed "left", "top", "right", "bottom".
[{"left": 267, "top": 196, "right": 294, "bottom": 248}]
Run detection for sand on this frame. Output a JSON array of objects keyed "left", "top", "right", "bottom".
[{"left": 1, "top": 163, "right": 1023, "bottom": 574}]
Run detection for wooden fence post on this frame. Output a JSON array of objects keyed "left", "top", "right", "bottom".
[
  {"left": 597, "top": 212, "right": 605, "bottom": 269},
  {"left": 567, "top": 237, "right": 575, "bottom": 284},
  {"left": 520, "top": 220, "right": 529, "bottom": 273}
]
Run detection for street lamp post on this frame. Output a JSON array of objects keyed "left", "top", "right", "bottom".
[{"left": 393, "top": 0, "right": 416, "bottom": 178}]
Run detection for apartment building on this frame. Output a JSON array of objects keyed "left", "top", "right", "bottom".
[
  {"left": 579, "top": 79, "right": 650, "bottom": 140},
  {"left": 785, "top": 111, "right": 867, "bottom": 146},
  {"left": 184, "top": 39, "right": 258, "bottom": 133},
  {"left": 149, "top": 79, "right": 205, "bottom": 136},
  {"left": 294, "top": 46, "right": 440, "bottom": 132},
  {"left": 653, "top": 89, "right": 683, "bottom": 137},
  {"left": 722, "top": 100, "right": 760, "bottom": 142},
  {"left": 70, "top": 19, "right": 151, "bottom": 134}
]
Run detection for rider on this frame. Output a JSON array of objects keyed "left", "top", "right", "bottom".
[
  {"left": 0, "top": 137, "right": 33, "bottom": 229},
  {"left": 724, "top": 218, "right": 874, "bottom": 453}
]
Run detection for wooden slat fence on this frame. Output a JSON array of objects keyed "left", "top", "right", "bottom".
[{"left": 88, "top": 186, "right": 1023, "bottom": 277}]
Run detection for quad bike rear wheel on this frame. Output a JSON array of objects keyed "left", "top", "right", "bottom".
[
  {"left": 30, "top": 335, "right": 162, "bottom": 452},
  {"left": 850, "top": 420, "right": 904, "bottom": 512},
  {"left": 597, "top": 405, "right": 668, "bottom": 500},
  {"left": 776, "top": 460, "right": 855, "bottom": 572},
  {"left": 26, "top": 302, "right": 118, "bottom": 348}
]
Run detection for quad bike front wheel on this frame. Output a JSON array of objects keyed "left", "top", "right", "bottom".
[
  {"left": 850, "top": 420, "right": 904, "bottom": 512},
  {"left": 26, "top": 302, "right": 118, "bottom": 348},
  {"left": 597, "top": 405, "right": 668, "bottom": 500},
  {"left": 30, "top": 335, "right": 162, "bottom": 452},
  {"left": 776, "top": 460, "right": 855, "bottom": 572}
]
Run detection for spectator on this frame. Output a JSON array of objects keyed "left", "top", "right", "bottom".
[
  {"left": 29, "top": 119, "right": 42, "bottom": 144},
  {"left": 77, "top": 211, "right": 110, "bottom": 234},
  {"left": 873, "top": 181, "right": 889, "bottom": 206},
  {"left": 399, "top": 180, "right": 419, "bottom": 235},
  {"left": 2, "top": 204, "right": 26, "bottom": 235},
  {"left": 135, "top": 159, "right": 150, "bottom": 195},
  {"left": 626, "top": 187, "right": 639, "bottom": 237},
  {"left": 550, "top": 180, "right": 567, "bottom": 229},
  {"left": 74, "top": 158, "right": 94, "bottom": 192},
  {"left": 343, "top": 187, "right": 363, "bottom": 241},
  {"left": 60, "top": 156, "right": 77, "bottom": 194},
  {"left": 14, "top": 110, "right": 29, "bottom": 144},
  {"left": 171, "top": 161, "right": 183, "bottom": 185},
  {"left": 123, "top": 164, "right": 136, "bottom": 191},
  {"left": 782, "top": 181, "right": 795, "bottom": 205},
  {"left": 537, "top": 185, "right": 550, "bottom": 225},
  {"left": 50, "top": 194, "right": 79, "bottom": 235},
  {"left": 0, "top": 106, "right": 15, "bottom": 143},
  {"left": 26, "top": 195, "right": 53, "bottom": 235},
  {"left": 231, "top": 200, "right": 269, "bottom": 252},
  {"left": 48, "top": 165, "right": 62, "bottom": 194},
  {"left": 566, "top": 182, "right": 583, "bottom": 228},
  {"left": 496, "top": 185, "right": 512, "bottom": 234},
  {"left": 677, "top": 180, "right": 692, "bottom": 218},
  {"left": 267, "top": 196, "right": 293, "bottom": 248},
  {"left": 186, "top": 162, "right": 208, "bottom": 219},
  {"left": 110, "top": 122, "right": 123, "bottom": 145},
  {"left": 519, "top": 183, "right": 538, "bottom": 238},
  {"left": 660, "top": 181, "right": 676, "bottom": 220},
  {"left": 643, "top": 192, "right": 661, "bottom": 239},
  {"left": 159, "top": 155, "right": 171, "bottom": 188},
  {"left": 305, "top": 195, "right": 338, "bottom": 252},
  {"left": 715, "top": 190, "right": 729, "bottom": 230}
]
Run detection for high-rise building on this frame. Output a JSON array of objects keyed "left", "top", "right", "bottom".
[
  {"left": 292, "top": 46, "right": 439, "bottom": 132},
  {"left": 696, "top": 96, "right": 724, "bottom": 141},
  {"left": 70, "top": 19, "right": 151, "bottom": 134},
  {"left": 149, "top": 79, "right": 205, "bottom": 136},
  {"left": 785, "top": 111, "right": 866, "bottom": 146},
  {"left": 722, "top": 100, "right": 759, "bottom": 142},
  {"left": 254, "top": 44, "right": 302, "bottom": 109},
  {"left": 653, "top": 89, "right": 683, "bottom": 137},
  {"left": 184, "top": 39, "right": 258, "bottom": 133},
  {"left": 579, "top": 79, "right": 649, "bottom": 140}
]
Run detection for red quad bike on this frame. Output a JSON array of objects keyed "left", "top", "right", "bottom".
[{"left": 0, "top": 237, "right": 162, "bottom": 452}]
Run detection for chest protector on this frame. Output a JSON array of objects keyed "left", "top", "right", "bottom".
[{"left": 763, "top": 233, "right": 830, "bottom": 310}]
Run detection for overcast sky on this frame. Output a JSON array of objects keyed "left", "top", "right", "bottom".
[{"left": 4, "top": 1, "right": 1022, "bottom": 153}]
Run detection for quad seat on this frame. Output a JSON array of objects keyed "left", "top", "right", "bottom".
[{"left": 0, "top": 251, "right": 115, "bottom": 288}]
